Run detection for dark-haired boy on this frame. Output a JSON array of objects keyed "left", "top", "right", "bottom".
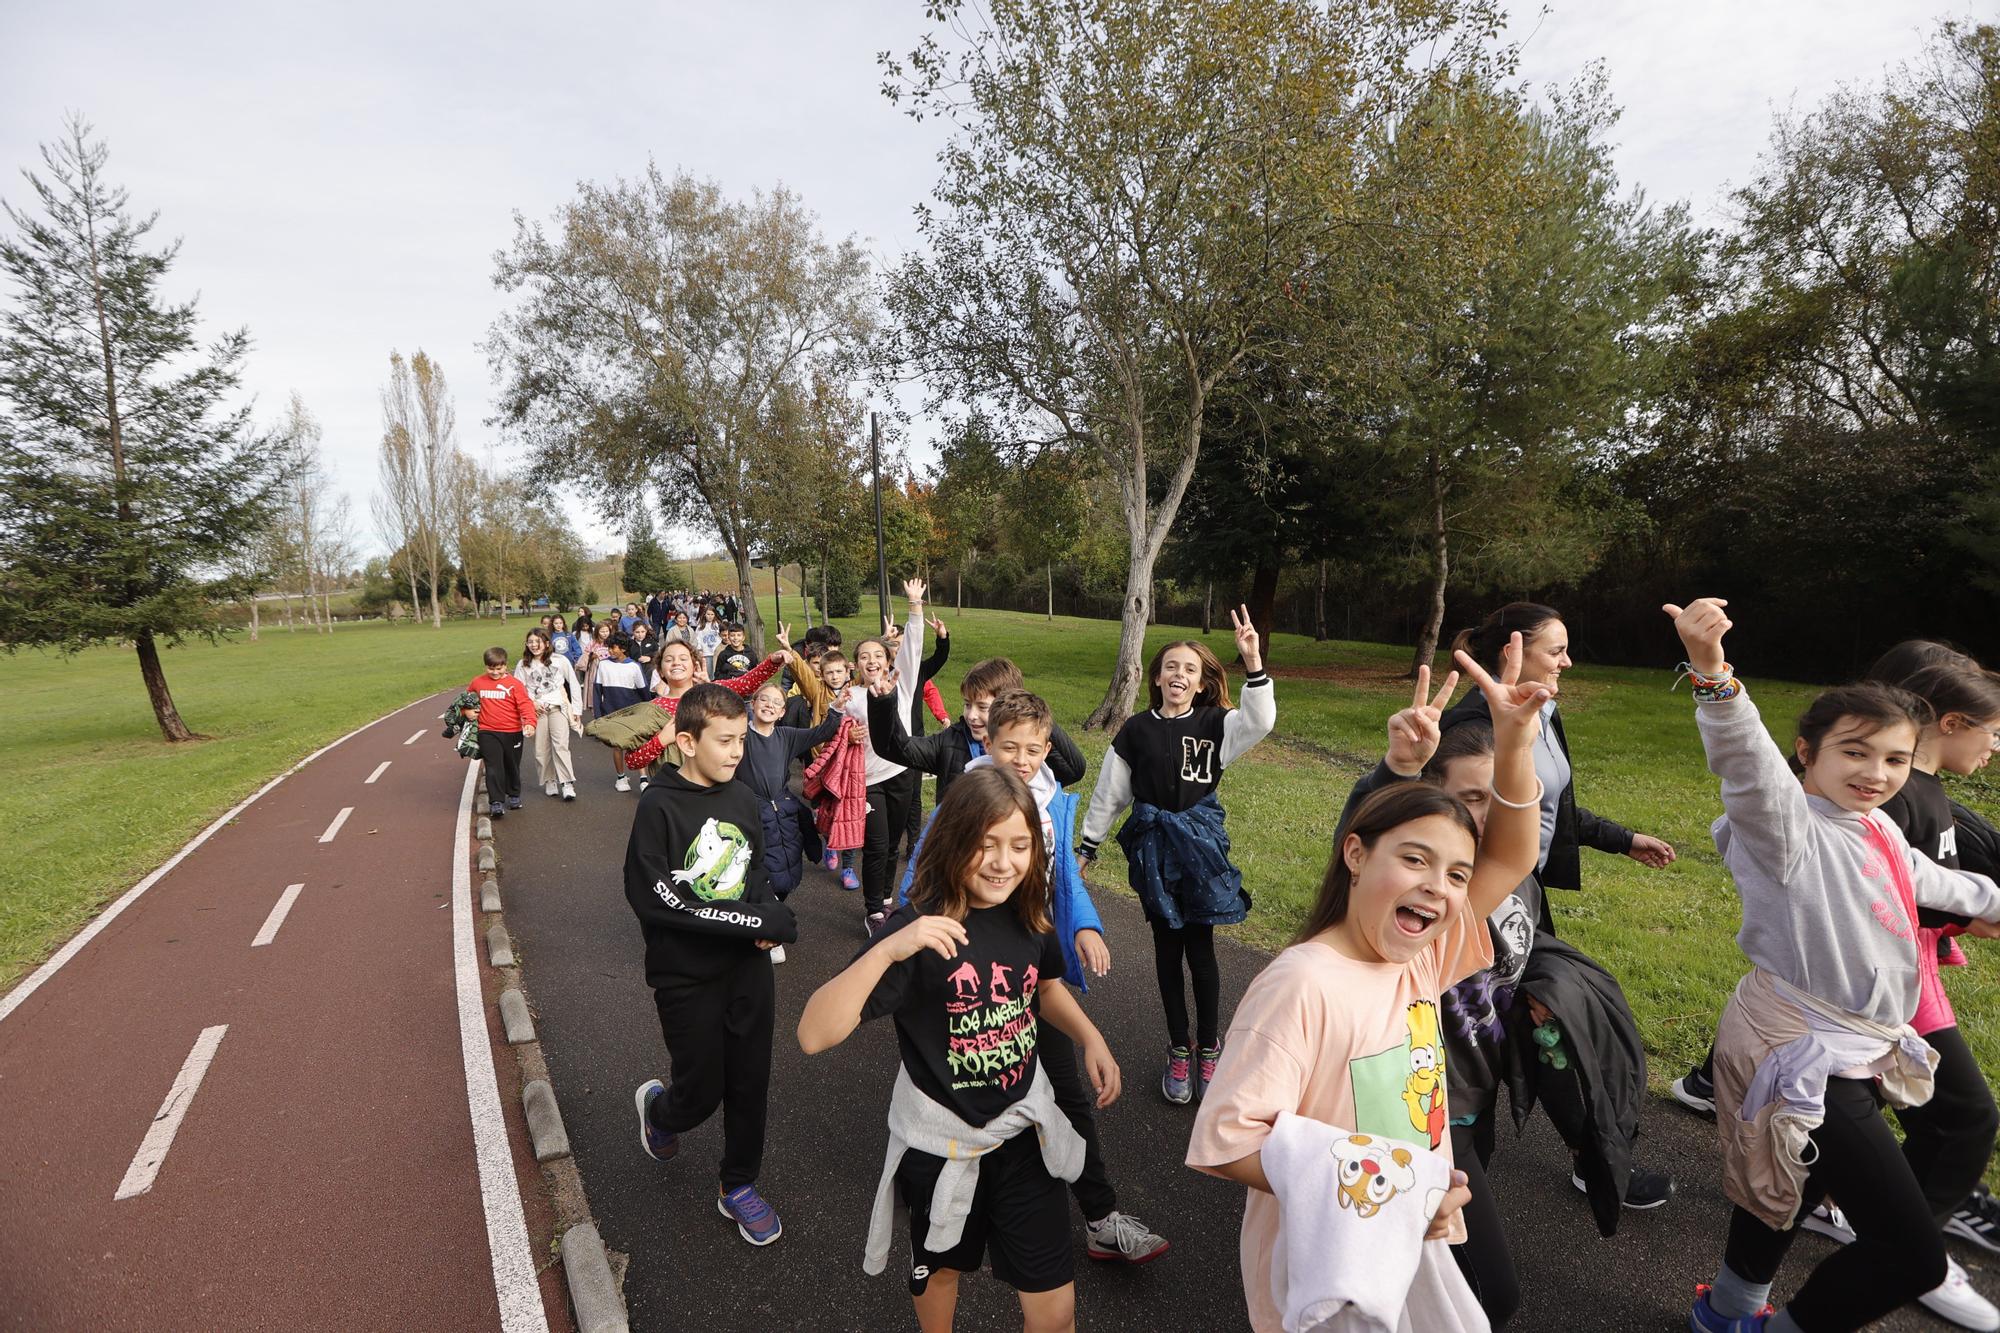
[
  {"left": 712, "top": 624, "right": 754, "bottom": 681},
  {"left": 628, "top": 685, "right": 798, "bottom": 1246},
  {"left": 464, "top": 646, "right": 537, "bottom": 818},
  {"left": 867, "top": 656, "right": 1086, "bottom": 807}
]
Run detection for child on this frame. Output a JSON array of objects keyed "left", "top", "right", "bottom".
[
  {"left": 1664, "top": 599, "right": 2000, "bottom": 1333},
  {"left": 628, "top": 685, "right": 798, "bottom": 1246},
  {"left": 549, "top": 614, "right": 581, "bottom": 668},
  {"left": 580, "top": 621, "right": 614, "bottom": 713},
  {"left": 867, "top": 657, "right": 1086, "bottom": 808},
  {"left": 517, "top": 628, "right": 582, "bottom": 802},
  {"left": 592, "top": 634, "right": 651, "bottom": 792},
  {"left": 840, "top": 579, "right": 929, "bottom": 936},
  {"left": 1188, "top": 640, "right": 1547, "bottom": 1333},
  {"left": 1079, "top": 607, "right": 1274, "bottom": 1103},
  {"left": 464, "top": 646, "right": 537, "bottom": 819},
  {"left": 797, "top": 766, "right": 1123, "bottom": 1331},
  {"left": 696, "top": 607, "right": 724, "bottom": 677},
  {"left": 616, "top": 640, "right": 788, "bottom": 783},
  {"left": 741, "top": 680, "right": 848, "bottom": 941},
  {"left": 713, "top": 624, "right": 754, "bottom": 681}
]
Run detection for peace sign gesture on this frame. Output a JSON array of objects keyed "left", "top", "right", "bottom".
[
  {"left": 927, "top": 614, "right": 949, "bottom": 641},
  {"left": 1452, "top": 632, "right": 1551, "bottom": 751},
  {"left": 1228, "top": 605, "right": 1262, "bottom": 673},
  {"left": 1385, "top": 664, "right": 1461, "bottom": 776},
  {"left": 777, "top": 621, "right": 791, "bottom": 647}
]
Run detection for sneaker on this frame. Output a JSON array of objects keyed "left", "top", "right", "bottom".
[
  {"left": 823, "top": 847, "right": 841, "bottom": 872},
  {"left": 840, "top": 867, "right": 861, "bottom": 892},
  {"left": 638, "top": 777, "right": 649, "bottom": 792},
  {"left": 1673, "top": 1064, "right": 1717, "bottom": 1117},
  {"left": 544, "top": 781, "right": 559, "bottom": 797},
  {"left": 614, "top": 776, "right": 631, "bottom": 792},
  {"left": 1161, "top": 1047, "right": 1193, "bottom": 1105},
  {"left": 1196, "top": 1044, "right": 1223, "bottom": 1100},
  {"left": 1919, "top": 1255, "right": 2000, "bottom": 1331},
  {"left": 490, "top": 801, "right": 506, "bottom": 820},
  {"left": 769, "top": 945, "right": 786, "bottom": 964},
  {"left": 1801, "top": 1201, "right": 1854, "bottom": 1245},
  {"left": 1948, "top": 1188, "right": 2000, "bottom": 1255},
  {"left": 506, "top": 796, "right": 523, "bottom": 810},
  {"left": 1572, "top": 1164, "right": 1675, "bottom": 1210},
  {"left": 1086, "top": 1210, "right": 1170, "bottom": 1264},
  {"left": 718, "top": 1184, "right": 783, "bottom": 1246},
  {"left": 1689, "top": 1284, "right": 1771, "bottom": 1331},
  {"left": 866, "top": 911, "right": 889, "bottom": 939},
  {"left": 560, "top": 783, "right": 576, "bottom": 802},
  {"left": 634, "top": 1079, "right": 678, "bottom": 1162}
]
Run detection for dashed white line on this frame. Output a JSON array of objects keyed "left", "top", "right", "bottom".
[
  {"left": 250, "top": 883, "right": 305, "bottom": 948},
  {"left": 114, "top": 1024, "right": 228, "bottom": 1200},
  {"left": 365, "top": 761, "right": 392, "bottom": 784},
  {"left": 404, "top": 729, "right": 426, "bottom": 746},
  {"left": 318, "top": 807, "right": 353, "bottom": 843}
]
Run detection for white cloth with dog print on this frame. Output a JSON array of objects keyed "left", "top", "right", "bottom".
[{"left": 1262, "top": 1112, "right": 1485, "bottom": 1333}]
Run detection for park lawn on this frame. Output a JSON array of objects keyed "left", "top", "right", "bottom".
[{"left": 7, "top": 597, "right": 2000, "bottom": 1110}]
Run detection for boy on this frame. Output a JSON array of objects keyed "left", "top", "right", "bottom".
[
  {"left": 627, "top": 686, "right": 798, "bottom": 1245},
  {"left": 592, "top": 634, "right": 652, "bottom": 792},
  {"left": 464, "top": 647, "right": 536, "bottom": 818},
  {"left": 712, "top": 623, "right": 754, "bottom": 681},
  {"left": 867, "top": 657, "right": 1086, "bottom": 806}
]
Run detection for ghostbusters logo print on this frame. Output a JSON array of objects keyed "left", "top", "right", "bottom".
[{"left": 946, "top": 958, "right": 1042, "bottom": 1094}]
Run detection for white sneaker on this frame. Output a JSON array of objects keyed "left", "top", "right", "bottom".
[
  {"left": 639, "top": 776, "right": 650, "bottom": 792},
  {"left": 614, "top": 776, "right": 631, "bottom": 792},
  {"left": 544, "top": 782, "right": 559, "bottom": 797},
  {"left": 1919, "top": 1255, "right": 2000, "bottom": 1331},
  {"left": 560, "top": 783, "right": 576, "bottom": 802},
  {"left": 769, "top": 945, "right": 786, "bottom": 964},
  {"left": 1801, "top": 1201, "right": 1854, "bottom": 1245}
]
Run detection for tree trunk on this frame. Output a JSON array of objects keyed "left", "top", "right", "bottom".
[
  {"left": 1247, "top": 562, "right": 1280, "bottom": 666},
  {"left": 820, "top": 562, "right": 829, "bottom": 622},
  {"left": 322, "top": 586, "right": 335, "bottom": 630},
  {"left": 1410, "top": 449, "right": 1451, "bottom": 678},
  {"left": 956, "top": 565, "right": 963, "bottom": 617},
  {"left": 135, "top": 630, "right": 195, "bottom": 742},
  {"left": 428, "top": 569, "right": 442, "bottom": 628},
  {"left": 249, "top": 598, "right": 260, "bottom": 642},
  {"left": 1046, "top": 562, "right": 1053, "bottom": 621},
  {"left": 731, "top": 543, "right": 764, "bottom": 658},
  {"left": 407, "top": 565, "right": 422, "bottom": 628},
  {"left": 1315, "top": 560, "right": 1328, "bottom": 641},
  {"left": 283, "top": 593, "right": 294, "bottom": 630},
  {"left": 1085, "top": 548, "right": 1158, "bottom": 731},
  {"left": 1201, "top": 580, "right": 1213, "bottom": 635}
]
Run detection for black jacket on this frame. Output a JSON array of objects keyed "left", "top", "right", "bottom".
[
  {"left": 867, "top": 689, "right": 1086, "bottom": 805},
  {"left": 907, "top": 633, "right": 952, "bottom": 737},
  {"left": 1440, "top": 692, "right": 1633, "bottom": 915}
]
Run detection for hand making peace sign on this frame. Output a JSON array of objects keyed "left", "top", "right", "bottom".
[
  {"left": 1228, "top": 605, "right": 1262, "bottom": 674},
  {"left": 1451, "top": 632, "right": 1551, "bottom": 753},
  {"left": 1385, "top": 664, "right": 1461, "bottom": 777}
]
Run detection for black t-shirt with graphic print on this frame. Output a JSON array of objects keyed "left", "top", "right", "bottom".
[
  {"left": 1110, "top": 706, "right": 1232, "bottom": 813},
  {"left": 1881, "top": 768, "right": 1961, "bottom": 869},
  {"left": 859, "top": 903, "right": 1066, "bottom": 1125}
]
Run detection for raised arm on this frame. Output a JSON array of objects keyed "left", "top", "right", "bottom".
[
  {"left": 867, "top": 679, "right": 948, "bottom": 773},
  {"left": 1333, "top": 666, "right": 1459, "bottom": 845},
  {"left": 1220, "top": 606, "right": 1274, "bottom": 767},
  {"left": 917, "top": 614, "right": 951, "bottom": 684},
  {"left": 717, "top": 651, "right": 787, "bottom": 699},
  {"left": 1454, "top": 637, "right": 1550, "bottom": 920}
]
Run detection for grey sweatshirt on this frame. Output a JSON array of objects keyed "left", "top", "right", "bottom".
[{"left": 1698, "top": 690, "right": 2000, "bottom": 1027}]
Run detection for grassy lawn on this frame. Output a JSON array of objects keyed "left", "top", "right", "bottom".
[{"left": 7, "top": 597, "right": 1999, "bottom": 1108}]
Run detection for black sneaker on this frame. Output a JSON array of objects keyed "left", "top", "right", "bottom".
[
  {"left": 1672, "top": 1064, "right": 1716, "bottom": 1117},
  {"left": 1947, "top": 1186, "right": 2000, "bottom": 1255},
  {"left": 1571, "top": 1164, "right": 1675, "bottom": 1210}
]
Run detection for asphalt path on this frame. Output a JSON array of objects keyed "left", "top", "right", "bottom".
[{"left": 499, "top": 770, "right": 1989, "bottom": 1332}]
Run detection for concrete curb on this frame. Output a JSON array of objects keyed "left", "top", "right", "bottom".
[
  {"left": 477, "top": 844, "right": 497, "bottom": 873},
  {"left": 498, "top": 988, "right": 535, "bottom": 1044},
  {"left": 522, "top": 1079, "right": 570, "bottom": 1161},
  {"left": 560, "top": 1223, "right": 628, "bottom": 1333},
  {"left": 477, "top": 815, "right": 493, "bottom": 841},
  {"left": 481, "top": 876, "right": 502, "bottom": 913},
  {"left": 486, "top": 923, "right": 514, "bottom": 968}
]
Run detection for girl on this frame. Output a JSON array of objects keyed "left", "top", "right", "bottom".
[
  {"left": 1187, "top": 639, "right": 1549, "bottom": 1333},
  {"left": 1664, "top": 599, "right": 2000, "bottom": 1333},
  {"left": 580, "top": 621, "right": 614, "bottom": 715},
  {"left": 549, "top": 614, "right": 582, "bottom": 668},
  {"left": 665, "top": 611, "right": 696, "bottom": 650},
  {"left": 1079, "top": 607, "right": 1274, "bottom": 1104},
  {"left": 517, "top": 629, "right": 582, "bottom": 801},
  {"left": 616, "top": 634, "right": 790, "bottom": 778},
  {"left": 797, "top": 767, "right": 1122, "bottom": 1333},
  {"left": 840, "top": 579, "right": 928, "bottom": 937},
  {"left": 696, "top": 607, "right": 723, "bottom": 678},
  {"left": 629, "top": 619, "right": 659, "bottom": 687},
  {"left": 741, "top": 680, "right": 847, "bottom": 953}
]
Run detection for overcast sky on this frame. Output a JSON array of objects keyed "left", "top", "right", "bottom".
[{"left": 0, "top": 0, "right": 1968, "bottom": 559}]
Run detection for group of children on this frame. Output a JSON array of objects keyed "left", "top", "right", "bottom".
[{"left": 454, "top": 587, "right": 2000, "bottom": 1333}]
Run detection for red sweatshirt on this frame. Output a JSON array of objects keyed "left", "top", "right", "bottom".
[{"left": 467, "top": 674, "right": 537, "bottom": 733}]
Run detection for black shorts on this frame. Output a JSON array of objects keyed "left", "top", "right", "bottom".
[{"left": 896, "top": 1132, "right": 1072, "bottom": 1295}]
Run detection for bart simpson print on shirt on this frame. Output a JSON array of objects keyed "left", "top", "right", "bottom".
[
  {"left": 1401, "top": 1000, "right": 1446, "bottom": 1149},
  {"left": 1346, "top": 1000, "right": 1449, "bottom": 1151}
]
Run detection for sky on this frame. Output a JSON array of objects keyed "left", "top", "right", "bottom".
[{"left": 0, "top": 0, "right": 1970, "bottom": 560}]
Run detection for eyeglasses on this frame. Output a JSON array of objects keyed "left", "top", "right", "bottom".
[{"left": 1964, "top": 722, "right": 2000, "bottom": 753}]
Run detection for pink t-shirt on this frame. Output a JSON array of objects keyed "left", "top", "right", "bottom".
[{"left": 1187, "top": 914, "right": 1493, "bottom": 1333}]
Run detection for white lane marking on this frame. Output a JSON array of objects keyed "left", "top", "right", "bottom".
[
  {"left": 365, "top": 761, "right": 392, "bottom": 784},
  {"left": 449, "top": 760, "right": 549, "bottom": 1330},
  {"left": 0, "top": 693, "right": 436, "bottom": 1028},
  {"left": 318, "top": 807, "right": 354, "bottom": 843},
  {"left": 114, "top": 1025, "right": 228, "bottom": 1200},
  {"left": 404, "top": 729, "right": 426, "bottom": 746},
  {"left": 250, "top": 883, "right": 306, "bottom": 948}
]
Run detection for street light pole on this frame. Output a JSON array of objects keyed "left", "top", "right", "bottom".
[{"left": 870, "top": 411, "right": 890, "bottom": 623}]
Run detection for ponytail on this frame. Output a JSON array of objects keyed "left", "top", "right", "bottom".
[{"left": 1451, "top": 603, "right": 1563, "bottom": 673}]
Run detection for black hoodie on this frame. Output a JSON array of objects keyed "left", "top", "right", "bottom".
[
  {"left": 624, "top": 767, "right": 797, "bottom": 985},
  {"left": 866, "top": 689, "right": 1087, "bottom": 804}
]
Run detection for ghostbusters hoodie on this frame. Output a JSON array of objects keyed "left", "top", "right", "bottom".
[{"left": 623, "top": 767, "right": 798, "bottom": 985}]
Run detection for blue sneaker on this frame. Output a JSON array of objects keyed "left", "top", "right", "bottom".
[
  {"left": 634, "top": 1079, "right": 677, "bottom": 1162},
  {"left": 823, "top": 848, "right": 841, "bottom": 872},
  {"left": 1689, "top": 1285, "right": 1771, "bottom": 1332},
  {"left": 506, "top": 796, "right": 523, "bottom": 810},
  {"left": 839, "top": 867, "right": 860, "bottom": 891},
  {"left": 1161, "top": 1047, "right": 1193, "bottom": 1105},
  {"left": 718, "top": 1183, "right": 782, "bottom": 1246}
]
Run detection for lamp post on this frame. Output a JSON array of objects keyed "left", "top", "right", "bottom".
[{"left": 870, "top": 412, "right": 889, "bottom": 621}]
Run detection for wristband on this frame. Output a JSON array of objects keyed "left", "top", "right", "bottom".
[
  {"left": 1673, "top": 660, "right": 1740, "bottom": 703},
  {"left": 1489, "top": 777, "right": 1546, "bottom": 811}
]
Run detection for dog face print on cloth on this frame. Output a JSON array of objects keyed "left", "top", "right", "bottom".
[
  {"left": 1345, "top": 1000, "right": 1449, "bottom": 1151},
  {"left": 1330, "top": 1133, "right": 1439, "bottom": 1219}
]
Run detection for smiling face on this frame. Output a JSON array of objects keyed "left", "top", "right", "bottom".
[
  {"left": 1155, "top": 645, "right": 1206, "bottom": 714},
  {"left": 988, "top": 719, "right": 1051, "bottom": 785},
  {"left": 963, "top": 807, "right": 1035, "bottom": 910},
  {"left": 1520, "top": 620, "right": 1572, "bottom": 694},
  {"left": 751, "top": 685, "right": 787, "bottom": 726},
  {"left": 1797, "top": 718, "right": 1918, "bottom": 813},
  {"left": 659, "top": 641, "right": 696, "bottom": 687},
  {"left": 1335, "top": 814, "right": 1477, "bottom": 965},
  {"left": 963, "top": 691, "right": 995, "bottom": 742},
  {"left": 1934, "top": 713, "right": 2000, "bottom": 777},
  {"left": 855, "top": 640, "right": 889, "bottom": 684},
  {"left": 525, "top": 631, "right": 550, "bottom": 661}
]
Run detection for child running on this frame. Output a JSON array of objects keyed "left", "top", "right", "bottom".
[
  {"left": 1664, "top": 599, "right": 2000, "bottom": 1333},
  {"left": 841, "top": 578, "right": 929, "bottom": 937},
  {"left": 1079, "top": 607, "right": 1274, "bottom": 1103},
  {"left": 629, "top": 685, "right": 798, "bottom": 1246},
  {"left": 463, "top": 646, "right": 537, "bottom": 818},
  {"left": 1187, "top": 637, "right": 1549, "bottom": 1333},
  {"left": 798, "top": 766, "right": 1123, "bottom": 1333}
]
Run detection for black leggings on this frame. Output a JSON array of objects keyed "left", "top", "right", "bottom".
[
  {"left": 1149, "top": 919, "right": 1220, "bottom": 1050},
  {"left": 1894, "top": 1024, "right": 1999, "bottom": 1220},
  {"left": 1723, "top": 1076, "right": 1945, "bottom": 1331},
  {"left": 1037, "top": 1028, "right": 1117, "bottom": 1221},
  {"left": 861, "top": 772, "right": 918, "bottom": 917},
  {"left": 1449, "top": 1116, "right": 1520, "bottom": 1328}
]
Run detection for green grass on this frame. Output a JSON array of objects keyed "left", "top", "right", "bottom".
[{"left": 7, "top": 598, "right": 2000, "bottom": 1111}]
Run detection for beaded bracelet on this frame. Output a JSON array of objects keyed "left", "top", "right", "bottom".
[
  {"left": 1489, "top": 777, "right": 1546, "bottom": 811},
  {"left": 1673, "top": 660, "right": 1742, "bottom": 704}
]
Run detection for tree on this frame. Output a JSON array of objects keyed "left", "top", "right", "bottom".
[
  {"left": 489, "top": 168, "right": 876, "bottom": 659},
  {"left": 928, "top": 414, "right": 1008, "bottom": 614},
  {"left": 376, "top": 351, "right": 454, "bottom": 627},
  {"left": 276, "top": 393, "right": 336, "bottom": 632},
  {"left": 0, "top": 117, "right": 285, "bottom": 740},
  {"left": 883, "top": 0, "right": 1515, "bottom": 728},
  {"left": 623, "top": 508, "right": 673, "bottom": 597},
  {"left": 744, "top": 373, "right": 872, "bottom": 631}
]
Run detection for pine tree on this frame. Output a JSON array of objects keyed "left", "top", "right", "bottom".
[
  {"left": 0, "top": 117, "right": 286, "bottom": 741},
  {"left": 622, "top": 509, "right": 672, "bottom": 597}
]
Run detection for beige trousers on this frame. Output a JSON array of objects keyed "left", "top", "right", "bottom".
[{"left": 533, "top": 706, "right": 577, "bottom": 786}]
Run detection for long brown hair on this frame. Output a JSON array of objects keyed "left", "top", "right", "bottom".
[
  {"left": 1296, "top": 784, "right": 1478, "bottom": 944},
  {"left": 1146, "top": 640, "right": 1234, "bottom": 711},
  {"left": 907, "top": 767, "right": 1053, "bottom": 933}
]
